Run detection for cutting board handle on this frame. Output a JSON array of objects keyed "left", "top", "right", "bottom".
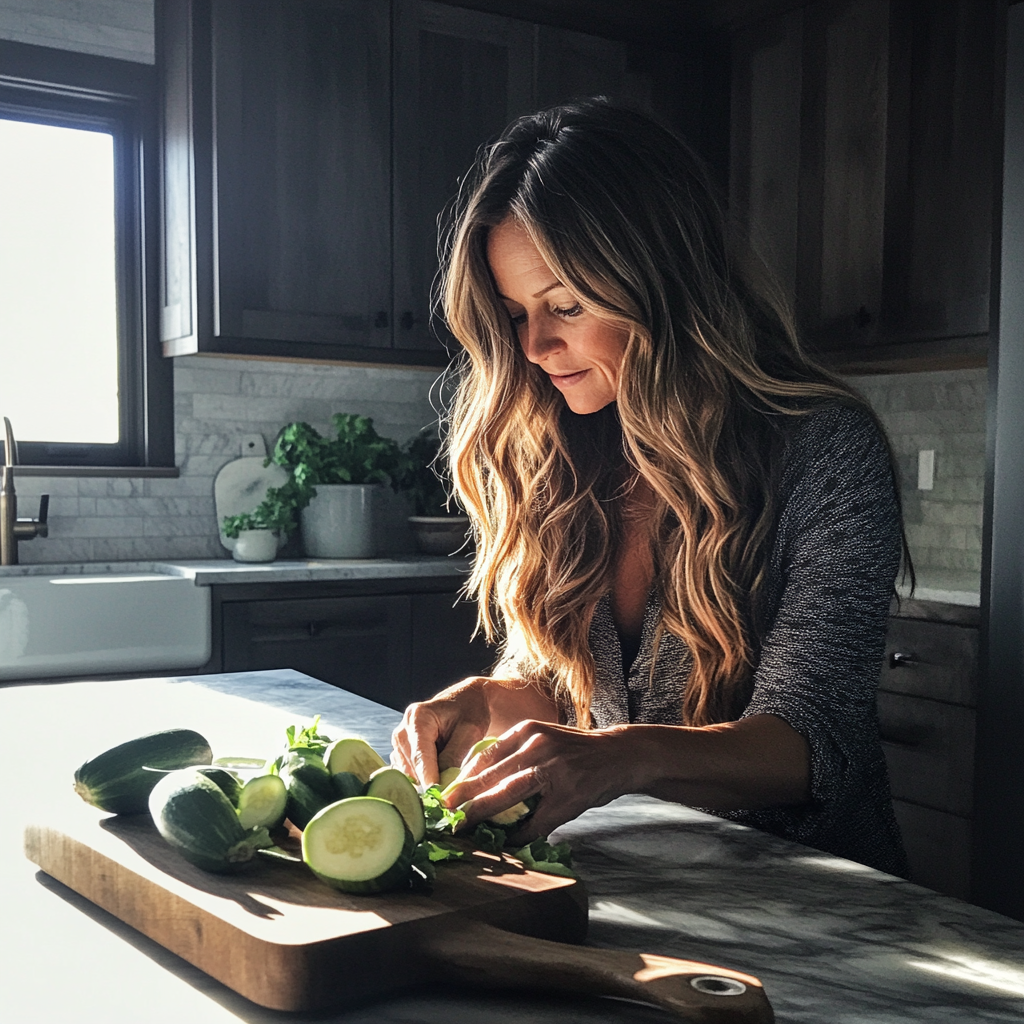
[{"left": 420, "top": 918, "right": 774, "bottom": 1022}]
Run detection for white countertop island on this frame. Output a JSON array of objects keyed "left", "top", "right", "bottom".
[{"left": 2, "top": 669, "right": 1022, "bottom": 1023}]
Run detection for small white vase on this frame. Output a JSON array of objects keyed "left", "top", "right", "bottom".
[
  {"left": 232, "top": 529, "right": 278, "bottom": 563},
  {"left": 301, "top": 484, "right": 380, "bottom": 558}
]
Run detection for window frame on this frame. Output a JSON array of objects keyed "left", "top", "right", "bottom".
[{"left": 0, "top": 39, "right": 173, "bottom": 469}]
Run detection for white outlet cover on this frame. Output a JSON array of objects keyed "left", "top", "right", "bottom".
[{"left": 917, "top": 449, "right": 935, "bottom": 491}]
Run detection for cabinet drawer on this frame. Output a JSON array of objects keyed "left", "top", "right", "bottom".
[
  {"left": 892, "top": 800, "right": 971, "bottom": 900},
  {"left": 880, "top": 617, "right": 978, "bottom": 705},
  {"left": 222, "top": 596, "right": 411, "bottom": 710},
  {"left": 877, "top": 691, "right": 976, "bottom": 816}
]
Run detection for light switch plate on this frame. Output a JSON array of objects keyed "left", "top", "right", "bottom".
[{"left": 917, "top": 449, "right": 935, "bottom": 490}]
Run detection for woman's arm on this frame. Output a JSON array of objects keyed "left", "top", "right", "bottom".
[{"left": 441, "top": 712, "right": 809, "bottom": 843}]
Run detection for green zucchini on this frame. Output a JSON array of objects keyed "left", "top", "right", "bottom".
[
  {"left": 324, "top": 737, "right": 387, "bottom": 783},
  {"left": 195, "top": 766, "right": 242, "bottom": 807},
  {"left": 330, "top": 771, "right": 365, "bottom": 800},
  {"left": 237, "top": 774, "right": 288, "bottom": 830},
  {"left": 302, "top": 796, "right": 414, "bottom": 894},
  {"left": 280, "top": 755, "right": 336, "bottom": 830},
  {"left": 148, "top": 768, "right": 271, "bottom": 873},
  {"left": 73, "top": 728, "right": 213, "bottom": 814},
  {"left": 365, "top": 768, "right": 425, "bottom": 843}
]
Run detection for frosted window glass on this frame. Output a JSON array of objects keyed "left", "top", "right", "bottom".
[{"left": 0, "top": 118, "right": 119, "bottom": 445}]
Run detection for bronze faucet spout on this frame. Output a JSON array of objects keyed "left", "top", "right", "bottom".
[{"left": 0, "top": 418, "right": 48, "bottom": 566}]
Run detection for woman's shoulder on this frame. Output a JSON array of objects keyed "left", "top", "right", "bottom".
[{"left": 781, "top": 401, "right": 890, "bottom": 471}]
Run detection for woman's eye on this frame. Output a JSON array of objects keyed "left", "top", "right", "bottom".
[
  {"left": 553, "top": 303, "right": 584, "bottom": 318},
  {"left": 509, "top": 311, "right": 528, "bottom": 327}
]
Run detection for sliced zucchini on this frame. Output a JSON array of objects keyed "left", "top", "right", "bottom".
[
  {"left": 461, "top": 735, "right": 500, "bottom": 768},
  {"left": 302, "top": 796, "right": 414, "bottom": 894},
  {"left": 212, "top": 756, "right": 266, "bottom": 769},
  {"left": 148, "top": 768, "right": 271, "bottom": 873},
  {"left": 330, "top": 771, "right": 365, "bottom": 800},
  {"left": 438, "top": 766, "right": 462, "bottom": 793},
  {"left": 324, "top": 737, "right": 387, "bottom": 782},
  {"left": 365, "top": 768, "right": 426, "bottom": 843},
  {"left": 237, "top": 774, "right": 288, "bottom": 830},
  {"left": 280, "top": 755, "right": 336, "bottom": 830},
  {"left": 73, "top": 728, "right": 213, "bottom": 814}
]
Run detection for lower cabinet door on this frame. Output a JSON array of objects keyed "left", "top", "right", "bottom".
[
  {"left": 221, "top": 595, "right": 412, "bottom": 711},
  {"left": 892, "top": 799, "right": 972, "bottom": 900},
  {"left": 409, "top": 592, "right": 495, "bottom": 703}
]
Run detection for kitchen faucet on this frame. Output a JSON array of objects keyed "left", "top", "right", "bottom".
[{"left": 0, "top": 417, "right": 48, "bottom": 565}]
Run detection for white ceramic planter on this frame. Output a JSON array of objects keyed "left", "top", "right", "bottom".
[
  {"left": 301, "top": 484, "right": 380, "bottom": 558},
  {"left": 232, "top": 529, "right": 278, "bottom": 563}
]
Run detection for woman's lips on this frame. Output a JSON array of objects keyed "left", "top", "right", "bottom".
[{"left": 548, "top": 369, "right": 589, "bottom": 387}]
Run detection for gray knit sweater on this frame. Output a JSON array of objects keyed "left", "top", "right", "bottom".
[{"left": 579, "top": 404, "right": 908, "bottom": 876}]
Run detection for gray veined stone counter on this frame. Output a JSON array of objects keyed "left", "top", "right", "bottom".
[{"left": 2, "top": 669, "right": 1022, "bottom": 1023}]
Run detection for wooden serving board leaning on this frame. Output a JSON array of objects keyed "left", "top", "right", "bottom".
[{"left": 24, "top": 800, "right": 774, "bottom": 1022}]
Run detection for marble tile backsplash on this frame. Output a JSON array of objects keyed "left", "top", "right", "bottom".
[
  {"left": 846, "top": 367, "right": 987, "bottom": 585},
  {"left": 15, "top": 356, "right": 442, "bottom": 564}
]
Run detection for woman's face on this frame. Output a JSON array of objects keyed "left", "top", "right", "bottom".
[{"left": 486, "top": 218, "right": 629, "bottom": 415}]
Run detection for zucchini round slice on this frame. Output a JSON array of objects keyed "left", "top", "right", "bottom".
[
  {"left": 365, "top": 768, "right": 426, "bottom": 842},
  {"left": 302, "top": 796, "right": 414, "bottom": 894},
  {"left": 149, "top": 768, "right": 271, "bottom": 873},
  {"left": 324, "top": 737, "right": 387, "bottom": 783},
  {"left": 237, "top": 774, "right": 288, "bottom": 830},
  {"left": 73, "top": 728, "right": 213, "bottom": 814},
  {"left": 280, "top": 755, "right": 336, "bottom": 830}
]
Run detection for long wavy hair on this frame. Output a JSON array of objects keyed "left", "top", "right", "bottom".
[{"left": 439, "top": 100, "right": 909, "bottom": 728}]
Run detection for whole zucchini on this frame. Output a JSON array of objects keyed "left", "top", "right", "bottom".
[
  {"left": 73, "top": 728, "right": 212, "bottom": 814},
  {"left": 148, "top": 768, "right": 271, "bottom": 873},
  {"left": 280, "top": 755, "right": 336, "bottom": 830}
]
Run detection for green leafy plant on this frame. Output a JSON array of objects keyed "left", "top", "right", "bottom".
[
  {"left": 221, "top": 414, "right": 408, "bottom": 539},
  {"left": 398, "top": 425, "right": 463, "bottom": 517}
]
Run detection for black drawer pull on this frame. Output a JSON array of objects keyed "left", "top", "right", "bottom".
[
  {"left": 879, "top": 725, "right": 932, "bottom": 749},
  {"left": 889, "top": 651, "right": 920, "bottom": 668}
]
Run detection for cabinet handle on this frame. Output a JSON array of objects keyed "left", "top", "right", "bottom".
[
  {"left": 854, "top": 305, "right": 873, "bottom": 329},
  {"left": 879, "top": 725, "right": 932, "bottom": 749},
  {"left": 889, "top": 652, "right": 920, "bottom": 668},
  {"left": 374, "top": 311, "right": 389, "bottom": 329},
  {"left": 400, "top": 311, "right": 419, "bottom": 330},
  {"left": 308, "top": 621, "right": 319, "bottom": 638}
]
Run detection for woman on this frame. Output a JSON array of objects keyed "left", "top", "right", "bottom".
[{"left": 391, "top": 100, "right": 911, "bottom": 875}]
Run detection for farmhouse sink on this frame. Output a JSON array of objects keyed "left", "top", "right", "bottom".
[{"left": 0, "top": 565, "right": 211, "bottom": 680}]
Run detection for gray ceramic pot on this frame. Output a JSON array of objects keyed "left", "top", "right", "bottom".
[
  {"left": 408, "top": 515, "right": 470, "bottom": 556},
  {"left": 301, "top": 484, "right": 380, "bottom": 558}
]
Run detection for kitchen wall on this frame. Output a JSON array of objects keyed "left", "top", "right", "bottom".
[
  {"left": 0, "top": 1, "right": 989, "bottom": 580},
  {"left": 846, "top": 367, "right": 987, "bottom": 587}
]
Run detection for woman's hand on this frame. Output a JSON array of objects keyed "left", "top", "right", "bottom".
[
  {"left": 389, "top": 676, "right": 559, "bottom": 788},
  {"left": 442, "top": 721, "right": 631, "bottom": 844}
]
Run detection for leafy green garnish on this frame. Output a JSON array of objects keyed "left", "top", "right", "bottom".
[
  {"left": 470, "top": 822, "right": 507, "bottom": 853},
  {"left": 271, "top": 715, "right": 332, "bottom": 772},
  {"left": 421, "top": 784, "right": 467, "bottom": 833},
  {"left": 512, "top": 837, "right": 577, "bottom": 878}
]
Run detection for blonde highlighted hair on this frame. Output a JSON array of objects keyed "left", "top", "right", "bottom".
[{"left": 439, "top": 101, "right": 908, "bottom": 727}]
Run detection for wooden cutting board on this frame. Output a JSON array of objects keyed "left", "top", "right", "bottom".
[{"left": 24, "top": 800, "right": 773, "bottom": 1022}]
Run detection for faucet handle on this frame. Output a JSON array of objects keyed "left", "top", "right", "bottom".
[
  {"left": 3, "top": 417, "right": 16, "bottom": 468},
  {"left": 37, "top": 494, "right": 48, "bottom": 523}
]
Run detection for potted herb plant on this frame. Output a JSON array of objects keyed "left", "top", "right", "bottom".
[
  {"left": 221, "top": 414, "right": 407, "bottom": 559},
  {"left": 399, "top": 426, "right": 470, "bottom": 556}
]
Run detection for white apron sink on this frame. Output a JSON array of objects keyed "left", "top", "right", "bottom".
[{"left": 0, "top": 568, "right": 211, "bottom": 680}]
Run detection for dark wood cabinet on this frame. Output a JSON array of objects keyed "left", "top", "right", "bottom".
[
  {"left": 730, "top": 0, "right": 999, "bottom": 371},
  {"left": 392, "top": 1, "right": 535, "bottom": 354},
  {"left": 211, "top": 576, "right": 495, "bottom": 711},
  {"left": 157, "top": 0, "right": 714, "bottom": 365},
  {"left": 878, "top": 608, "right": 979, "bottom": 900}
]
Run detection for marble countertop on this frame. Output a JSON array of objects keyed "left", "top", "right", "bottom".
[
  {"left": 2, "top": 668, "right": 1023, "bottom": 1023},
  {"left": 0, "top": 555, "right": 471, "bottom": 586}
]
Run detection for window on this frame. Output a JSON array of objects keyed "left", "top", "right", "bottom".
[{"left": 0, "top": 40, "right": 172, "bottom": 468}]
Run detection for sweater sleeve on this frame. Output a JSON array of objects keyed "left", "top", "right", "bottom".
[{"left": 741, "top": 405, "right": 903, "bottom": 810}]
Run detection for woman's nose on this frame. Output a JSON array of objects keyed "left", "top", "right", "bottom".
[{"left": 520, "top": 316, "right": 565, "bottom": 363}]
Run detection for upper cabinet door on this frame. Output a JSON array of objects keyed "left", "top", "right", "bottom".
[
  {"left": 392, "top": 0, "right": 534, "bottom": 354},
  {"left": 212, "top": 0, "right": 392, "bottom": 351}
]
